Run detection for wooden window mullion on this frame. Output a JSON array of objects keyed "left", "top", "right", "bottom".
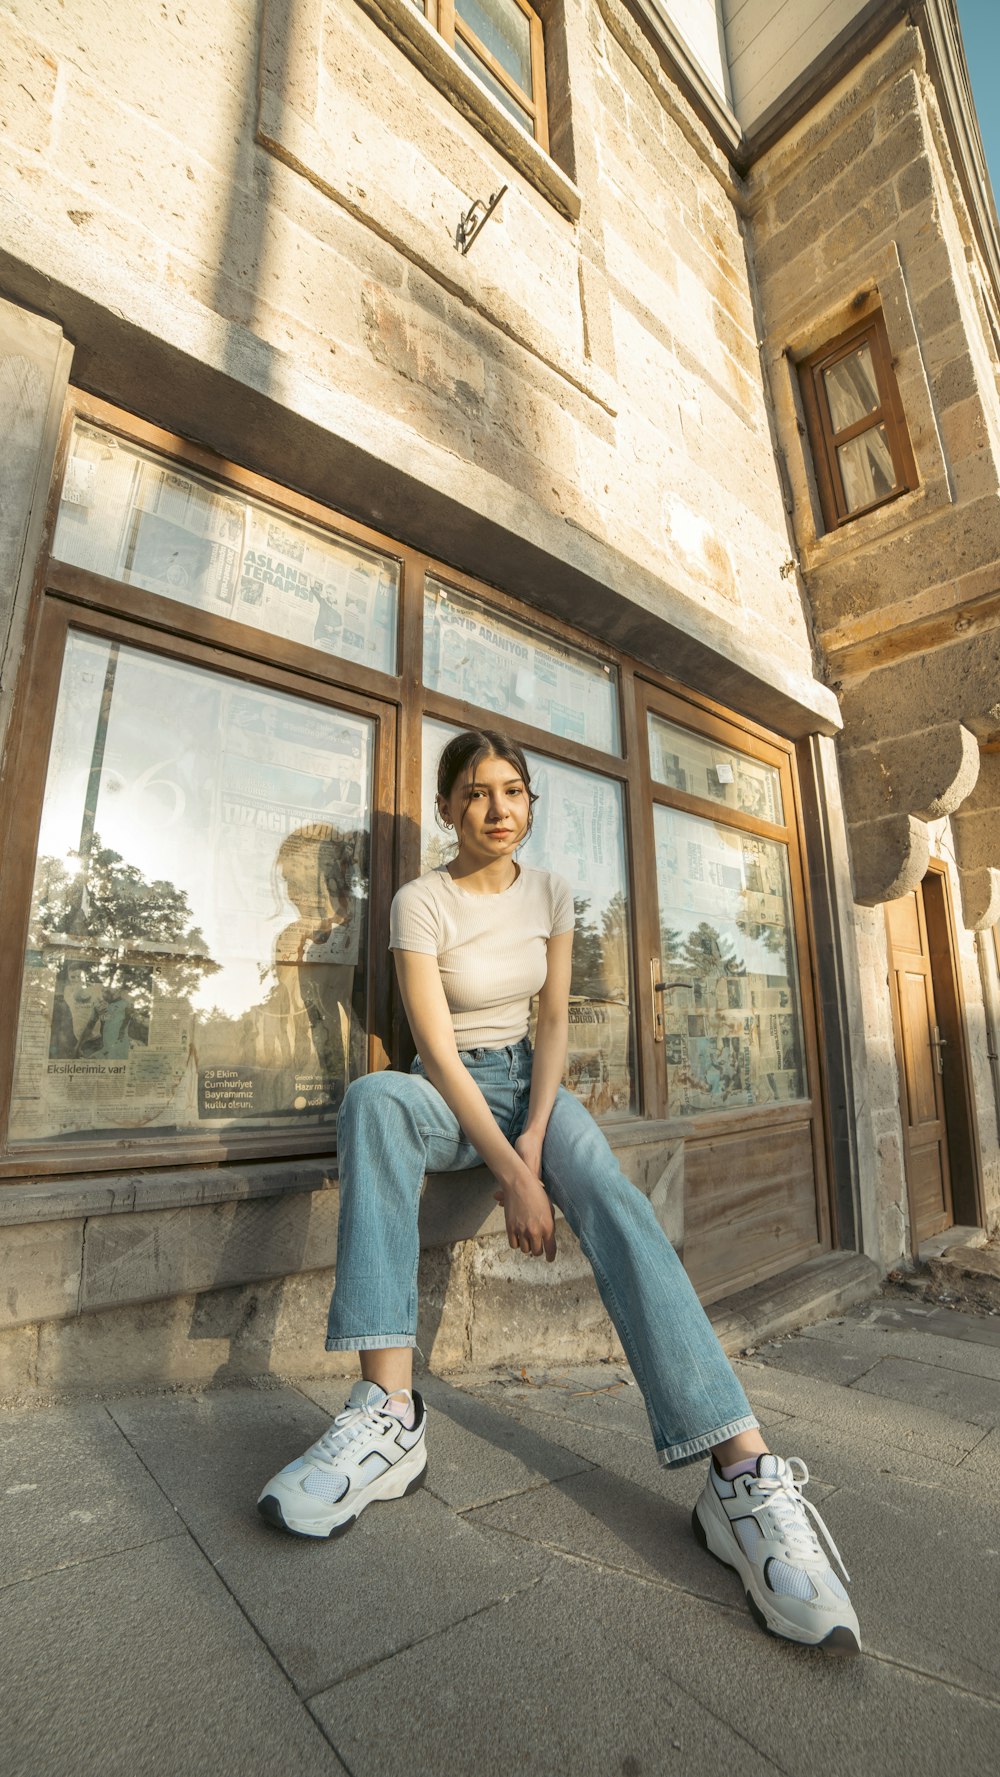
[
  {"left": 454, "top": 19, "right": 536, "bottom": 117},
  {"left": 529, "top": 9, "right": 548, "bottom": 151}
]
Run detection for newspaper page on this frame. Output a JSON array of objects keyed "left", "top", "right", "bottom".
[
  {"left": 53, "top": 422, "right": 399, "bottom": 674},
  {"left": 423, "top": 580, "right": 619, "bottom": 755}
]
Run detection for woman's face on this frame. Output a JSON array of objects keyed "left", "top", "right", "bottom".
[{"left": 439, "top": 753, "right": 530, "bottom": 867}]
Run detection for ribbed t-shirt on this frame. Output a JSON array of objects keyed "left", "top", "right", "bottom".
[{"left": 389, "top": 865, "right": 575, "bottom": 1050}]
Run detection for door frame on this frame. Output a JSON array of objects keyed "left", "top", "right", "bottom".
[
  {"left": 886, "top": 861, "right": 984, "bottom": 1253},
  {"left": 922, "top": 861, "right": 984, "bottom": 1234}
]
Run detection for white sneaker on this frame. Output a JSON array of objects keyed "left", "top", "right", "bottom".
[
  {"left": 693, "top": 1454, "right": 861, "bottom": 1651},
  {"left": 258, "top": 1381, "right": 427, "bottom": 1538}
]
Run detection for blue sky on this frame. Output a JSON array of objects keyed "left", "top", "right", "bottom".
[{"left": 956, "top": 0, "right": 1000, "bottom": 207}]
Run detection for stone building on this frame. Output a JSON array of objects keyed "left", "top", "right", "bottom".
[{"left": 1, "top": 0, "right": 998, "bottom": 1393}]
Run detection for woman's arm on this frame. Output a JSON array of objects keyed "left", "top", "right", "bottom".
[
  {"left": 394, "top": 949, "right": 557, "bottom": 1259},
  {"left": 513, "top": 928, "right": 572, "bottom": 1180}
]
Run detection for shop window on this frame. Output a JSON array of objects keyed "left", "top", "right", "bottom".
[
  {"left": 55, "top": 422, "right": 400, "bottom": 676},
  {"left": 647, "top": 712, "right": 806, "bottom": 1117},
  {"left": 8, "top": 634, "right": 373, "bottom": 1149},
  {"left": 0, "top": 394, "right": 825, "bottom": 1198},
  {"left": 408, "top": 0, "right": 548, "bottom": 146},
  {"left": 798, "top": 311, "right": 917, "bottom": 531},
  {"left": 422, "top": 717, "right": 635, "bottom": 1116},
  {"left": 423, "top": 577, "right": 621, "bottom": 753}
]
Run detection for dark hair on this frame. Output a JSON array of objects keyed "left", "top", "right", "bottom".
[{"left": 436, "top": 728, "right": 538, "bottom": 839}]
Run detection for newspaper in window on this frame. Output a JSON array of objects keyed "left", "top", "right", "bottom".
[
  {"left": 53, "top": 422, "right": 398, "bottom": 674},
  {"left": 423, "top": 580, "right": 619, "bottom": 755}
]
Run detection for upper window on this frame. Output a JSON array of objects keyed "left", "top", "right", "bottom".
[
  {"left": 798, "top": 311, "right": 917, "bottom": 532},
  {"left": 411, "top": 0, "right": 548, "bottom": 146}
]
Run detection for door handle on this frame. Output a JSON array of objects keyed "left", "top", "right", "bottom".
[
  {"left": 930, "top": 1024, "right": 947, "bottom": 1075},
  {"left": 650, "top": 960, "right": 665, "bottom": 1042}
]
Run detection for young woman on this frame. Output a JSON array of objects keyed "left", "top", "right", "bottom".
[{"left": 258, "top": 729, "right": 859, "bottom": 1652}]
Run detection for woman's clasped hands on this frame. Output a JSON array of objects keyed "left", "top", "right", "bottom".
[{"left": 493, "top": 1128, "right": 557, "bottom": 1262}]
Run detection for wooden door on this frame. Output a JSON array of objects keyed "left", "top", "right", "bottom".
[{"left": 885, "top": 885, "right": 954, "bottom": 1242}]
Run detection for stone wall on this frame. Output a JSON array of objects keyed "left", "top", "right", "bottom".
[
  {"left": 0, "top": 1127, "right": 682, "bottom": 1397},
  {"left": 748, "top": 20, "right": 1000, "bottom": 916},
  {"left": 0, "top": 0, "right": 832, "bottom": 730}
]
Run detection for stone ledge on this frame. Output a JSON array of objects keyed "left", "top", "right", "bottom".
[
  {"left": 707, "top": 1251, "right": 881, "bottom": 1356},
  {"left": 0, "top": 1124, "right": 684, "bottom": 1330}
]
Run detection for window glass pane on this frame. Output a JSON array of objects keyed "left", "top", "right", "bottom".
[
  {"left": 457, "top": 0, "right": 532, "bottom": 93},
  {"left": 823, "top": 343, "right": 880, "bottom": 433},
  {"left": 54, "top": 423, "right": 399, "bottom": 675},
  {"left": 421, "top": 717, "right": 635, "bottom": 1115},
  {"left": 653, "top": 806, "right": 805, "bottom": 1114},
  {"left": 423, "top": 580, "right": 620, "bottom": 753},
  {"left": 10, "top": 634, "right": 373, "bottom": 1145},
  {"left": 836, "top": 424, "right": 896, "bottom": 514},
  {"left": 453, "top": 37, "right": 534, "bottom": 131},
  {"left": 648, "top": 713, "right": 784, "bottom": 824}
]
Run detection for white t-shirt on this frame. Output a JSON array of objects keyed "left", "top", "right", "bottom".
[{"left": 390, "top": 865, "right": 575, "bottom": 1050}]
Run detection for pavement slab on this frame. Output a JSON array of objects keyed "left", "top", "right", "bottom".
[
  {"left": 733, "top": 1356, "right": 984, "bottom": 1465},
  {"left": 1, "top": 1536, "right": 347, "bottom": 1777},
  {"left": 847, "top": 1353, "right": 1000, "bottom": 1426},
  {"left": 311, "top": 1562, "right": 783, "bottom": 1777},
  {"left": 598, "top": 1562, "right": 1000, "bottom": 1777},
  {"left": 0, "top": 1400, "right": 183, "bottom": 1587},
  {"left": 793, "top": 1303, "right": 1000, "bottom": 1375},
  {"left": 959, "top": 1424, "right": 1000, "bottom": 1479},
  {"left": 107, "top": 1383, "right": 555, "bottom": 1696}
]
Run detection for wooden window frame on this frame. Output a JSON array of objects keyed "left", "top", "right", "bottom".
[
  {"left": 422, "top": 0, "right": 548, "bottom": 150},
  {"left": 0, "top": 389, "right": 830, "bottom": 1198},
  {"left": 798, "top": 310, "right": 918, "bottom": 532}
]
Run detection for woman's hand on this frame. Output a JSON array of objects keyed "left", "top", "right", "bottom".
[{"left": 494, "top": 1143, "right": 556, "bottom": 1261}]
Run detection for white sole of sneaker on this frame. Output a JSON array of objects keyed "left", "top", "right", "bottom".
[
  {"left": 692, "top": 1497, "right": 860, "bottom": 1653},
  {"left": 258, "top": 1442, "right": 428, "bottom": 1539}
]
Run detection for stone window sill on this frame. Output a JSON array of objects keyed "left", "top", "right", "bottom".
[
  {"left": 355, "top": 0, "right": 581, "bottom": 223},
  {"left": 799, "top": 471, "right": 952, "bottom": 573}
]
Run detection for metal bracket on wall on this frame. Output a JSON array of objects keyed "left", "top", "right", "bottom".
[{"left": 455, "top": 185, "right": 507, "bottom": 255}]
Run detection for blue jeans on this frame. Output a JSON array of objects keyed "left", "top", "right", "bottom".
[{"left": 326, "top": 1040, "right": 758, "bottom": 1467}]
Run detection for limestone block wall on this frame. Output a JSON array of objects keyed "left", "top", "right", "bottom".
[
  {"left": 0, "top": 0, "right": 821, "bottom": 710},
  {"left": 848, "top": 900, "right": 910, "bottom": 1264},
  {"left": 747, "top": 20, "right": 1000, "bottom": 916}
]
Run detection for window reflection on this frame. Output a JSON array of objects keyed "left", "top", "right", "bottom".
[
  {"left": 423, "top": 580, "right": 620, "bottom": 754},
  {"left": 654, "top": 807, "right": 805, "bottom": 1114},
  {"left": 648, "top": 713, "right": 784, "bottom": 824},
  {"left": 422, "top": 718, "right": 635, "bottom": 1114},
  {"left": 11, "top": 635, "right": 372, "bottom": 1144},
  {"left": 54, "top": 423, "right": 399, "bottom": 675}
]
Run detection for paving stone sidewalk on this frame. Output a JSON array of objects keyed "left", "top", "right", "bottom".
[{"left": 3, "top": 1295, "right": 1000, "bottom": 1777}]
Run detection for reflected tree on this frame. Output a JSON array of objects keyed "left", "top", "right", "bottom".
[
  {"left": 680, "top": 921, "right": 743, "bottom": 977},
  {"left": 572, "top": 895, "right": 606, "bottom": 996},
  {"left": 34, "top": 837, "right": 219, "bottom": 1011}
]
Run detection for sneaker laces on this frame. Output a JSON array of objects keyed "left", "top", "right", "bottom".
[
  {"left": 749, "top": 1458, "right": 851, "bottom": 1584},
  {"left": 312, "top": 1402, "right": 386, "bottom": 1467}
]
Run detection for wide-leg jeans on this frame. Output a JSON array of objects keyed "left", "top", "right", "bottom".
[{"left": 326, "top": 1039, "right": 758, "bottom": 1467}]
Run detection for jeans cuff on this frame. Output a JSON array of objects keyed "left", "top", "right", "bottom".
[
  {"left": 655, "top": 1414, "right": 760, "bottom": 1470},
  {"left": 324, "top": 1334, "right": 417, "bottom": 1352}
]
